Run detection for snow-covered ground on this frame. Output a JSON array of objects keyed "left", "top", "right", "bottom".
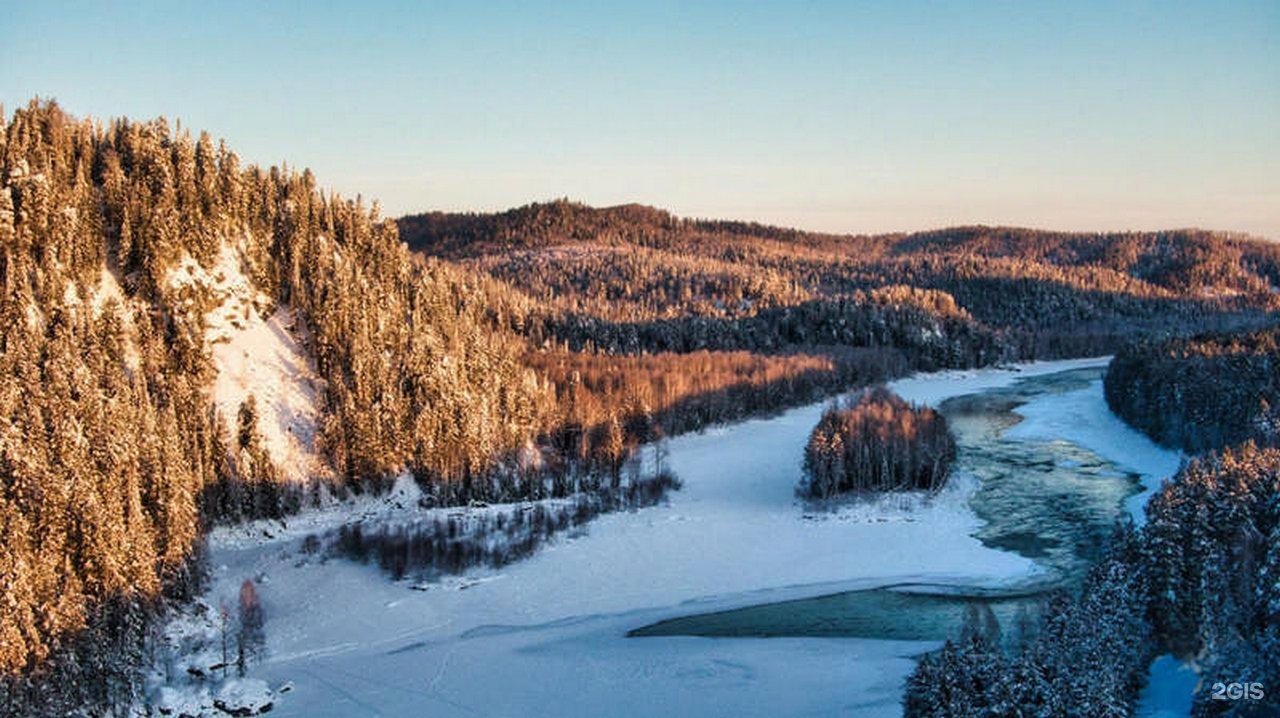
[
  {"left": 164, "top": 356, "right": 1183, "bottom": 717},
  {"left": 169, "top": 241, "right": 328, "bottom": 482},
  {"left": 207, "top": 302, "right": 327, "bottom": 482}
]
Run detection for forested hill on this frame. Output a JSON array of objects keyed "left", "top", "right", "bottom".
[
  {"left": 0, "top": 100, "right": 926, "bottom": 710},
  {"left": 1106, "top": 326, "right": 1280, "bottom": 452},
  {"left": 398, "top": 199, "right": 1280, "bottom": 298},
  {"left": 398, "top": 200, "right": 1280, "bottom": 357},
  {"left": 0, "top": 99, "right": 552, "bottom": 701}
]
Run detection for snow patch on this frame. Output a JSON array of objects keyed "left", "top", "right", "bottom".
[
  {"left": 214, "top": 679, "right": 274, "bottom": 716},
  {"left": 90, "top": 265, "right": 128, "bottom": 315},
  {"left": 169, "top": 241, "right": 328, "bottom": 482},
  {"left": 154, "top": 685, "right": 210, "bottom": 717},
  {"left": 207, "top": 473, "right": 423, "bottom": 551},
  {"left": 209, "top": 305, "right": 327, "bottom": 482},
  {"left": 91, "top": 266, "right": 143, "bottom": 370}
]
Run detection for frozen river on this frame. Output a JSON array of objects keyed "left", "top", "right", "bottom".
[
  {"left": 195, "top": 357, "right": 1181, "bottom": 717},
  {"left": 631, "top": 366, "right": 1144, "bottom": 643}
]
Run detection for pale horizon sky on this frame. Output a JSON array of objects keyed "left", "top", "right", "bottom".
[{"left": 3, "top": 1, "right": 1278, "bottom": 239}]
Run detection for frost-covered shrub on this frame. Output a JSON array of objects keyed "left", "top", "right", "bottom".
[{"left": 328, "top": 471, "right": 681, "bottom": 581}]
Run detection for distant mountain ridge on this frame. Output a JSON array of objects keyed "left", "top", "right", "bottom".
[
  {"left": 398, "top": 199, "right": 1279, "bottom": 300},
  {"left": 398, "top": 200, "right": 1280, "bottom": 359}
]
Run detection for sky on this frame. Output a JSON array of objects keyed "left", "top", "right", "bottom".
[{"left": 2, "top": 1, "right": 1278, "bottom": 238}]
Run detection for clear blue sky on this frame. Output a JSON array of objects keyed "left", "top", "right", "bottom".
[{"left": 3, "top": 1, "right": 1277, "bottom": 237}]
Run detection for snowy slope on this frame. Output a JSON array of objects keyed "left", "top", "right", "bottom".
[
  {"left": 147, "top": 357, "right": 1170, "bottom": 718},
  {"left": 168, "top": 241, "right": 328, "bottom": 482}
]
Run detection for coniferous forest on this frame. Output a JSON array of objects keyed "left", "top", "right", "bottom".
[
  {"left": 3, "top": 99, "right": 1280, "bottom": 715},
  {"left": 902, "top": 447, "right": 1280, "bottom": 718},
  {"left": 1104, "top": 328, "right": 1280, "bottom": 453},
  {"left": 902, "top": 336, "right": 1280, "bottom": 716}
]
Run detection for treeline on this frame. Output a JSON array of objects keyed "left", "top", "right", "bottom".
[
  {"left": 399, "top": 201, "right": 1280, "bottom": 303},
  {"left": 398, "top": 200, "right": 693, "bottom": 259},
  {"left": 428, "top": 348, "right": 907, "bottom": 509},
  {"left": 473, "top": 243, "right": 812, "bottom": 321},
  {"left": 530, "top": 346, "right": 909, "bottom": 446},
  {"left": 1105, "top": 327, "right": 1280, "bottom": 453},
  {"left": 800, "top": 388, "right": 955, "bottom": 499},
  {"left": 904, "top": 445, "right": 1280, "bottom": 717},
  {"left": 400, "top": 200, "right": 1280, "bottom": 360},
  {"left": 534, "top": 288, "right": 1009, "bottom": 371}
]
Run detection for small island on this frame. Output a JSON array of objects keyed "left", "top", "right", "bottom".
[{"left": 800, "top": 388, "right": 956, "bottom": 499}]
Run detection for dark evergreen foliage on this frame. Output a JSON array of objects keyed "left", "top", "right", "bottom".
[
  {"left": 1141, "top": 447, "right": 1280, "bottom": 716},
  {"left": 903, "top": 448, "right": 1280, "bottom": 716},
  {"left": 1105, "top": 328, "right": 1280, "bottom": 453},
  {"left": 904, "top": 527, "right": 1153, "bottom": 717}
]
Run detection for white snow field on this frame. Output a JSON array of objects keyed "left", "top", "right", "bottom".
[
  {"left": 169, "top": 241, "right": 328, "bottom": 482},
  {"left": 180, "top": 357, "right": 1182, "bottom": 717}
]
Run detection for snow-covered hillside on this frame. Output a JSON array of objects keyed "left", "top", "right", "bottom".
[
  {"left": 168, "top": 241, "right": 328, "bottom": 483},
  {"left": 144, "top": 356, "right": 1185, "bottom": 717}
]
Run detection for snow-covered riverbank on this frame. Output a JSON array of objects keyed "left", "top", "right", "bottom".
[
  {"left": 163, "top": 356, "right": 1182, "bottom": 717},
  {"left": 998, "top": 370, "right": 1183, "bottom": 523}
]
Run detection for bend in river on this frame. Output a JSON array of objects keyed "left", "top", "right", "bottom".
[{"left": 631, "top": 365, "right": 1144, "bottom": 642}]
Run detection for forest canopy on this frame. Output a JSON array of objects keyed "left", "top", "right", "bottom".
[
  {"left": 1104, "top": 327, "right": 1280, "bottom": 453},
  {"left": 401, "top": 200, "right": 1280, "bottom": 360},
  {"left": 800, "top": 388, "right": 956, "bottom": 499}
]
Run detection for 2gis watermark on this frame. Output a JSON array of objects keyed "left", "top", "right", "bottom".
[{"left": 1208, "top": 681, "right": 1265, "bottom": 702}]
